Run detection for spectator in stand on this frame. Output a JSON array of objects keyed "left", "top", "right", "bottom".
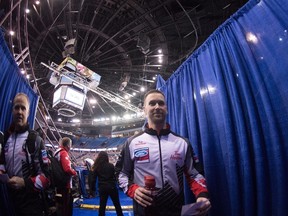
[
  {"left": 91, "top": 151, "right": 123, "bottom": 216},
  {"left": 54, "top": 137, "right": 77, "bottom": 216}
]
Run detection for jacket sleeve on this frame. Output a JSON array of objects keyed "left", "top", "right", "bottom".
[
  {"left": 0, "top": 144, "right": 5, "bottom": 172},
  {"left": 184, "top": 144, "right": 209, "bottom": 199},
  {"left": 24, "top": 135, "right": 50, "bottom": 191},
  {"left": 115, "top": 139, "right": 139, "bottom": 198},
  {"left": 60, "top": 150, "right": 77, "bottom": 176},
  {"left": 0, "top": 131, "right": 8, "bottom": 172}
]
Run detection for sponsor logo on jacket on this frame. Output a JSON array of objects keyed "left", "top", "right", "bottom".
[
  {"left": 134, "top": 147, "right": 149, "bottom": 163},
  {"left": 170, "top": 151, "right": 182, "bottom": 160},
  {"left": 41, "top": 150, "right": 49, "bottom": 164},
  {"left": 135, "top": 141, "right": 147, "bottom": 145}
]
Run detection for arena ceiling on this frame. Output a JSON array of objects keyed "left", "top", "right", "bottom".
[{"left": 1, "top": 0, "right": 247, "bottom": 131}]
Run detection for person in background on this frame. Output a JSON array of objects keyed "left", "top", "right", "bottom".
[
  {"left": 84, "top": 157, "right": 94, "bottom": 171},
  {"left": 115, "top": 89, "right": 211, "bottom": 216},
  {"left": 54, "top": 137, "right": 77, "bottom": 216},
  {"left": 91, "top": 151, "right": 123, "bottom": 216},
  {"left": 84, "top": 157, "right": 97, "bottom": 198},
  {"left": 0, "top": 93, "right": 50, "bottom": 215}
]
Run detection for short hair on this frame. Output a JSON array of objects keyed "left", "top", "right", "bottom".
[
  {"left": 61, "top": 137, "right": 72, "bottom": 147},
  {"left": 143, "top": 89, "right": 165, "bottom": 103},
  {"left": 14, "top": 93, "right": 30, "bottom": 107}
]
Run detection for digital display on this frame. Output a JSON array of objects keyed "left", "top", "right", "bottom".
[
  {"left": 53, "top": 87, "right": 61, "bottom": 105},
  {"left": 52, "top": 86, "right": 86, "bottom": 110},
  {"left": 65, "top": 87, "right": 85, "bottom": 108},
  {"left": 57, "top": 57, "right": 101, "bottom": 85}
]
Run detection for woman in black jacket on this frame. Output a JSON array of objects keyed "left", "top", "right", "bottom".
[{"left": 91, "top": 151, "right": 123, "bottom": 216}]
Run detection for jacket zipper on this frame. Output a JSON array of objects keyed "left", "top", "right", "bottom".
[
  {"left": 12, "top": 133, "right": 17, "bottom": 175},
  {"left": 157, "top": 135, "right": 165, "bottom": 186}
]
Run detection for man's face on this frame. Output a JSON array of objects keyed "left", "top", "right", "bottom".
[
  {"left": 13, "top": 95, "right": 29, "bottom": 128},
  {"left": 66, "top": 142, "right": 72, "bottom": 151},
  {"left": 144, "top": 93, "right": 167, "bottom": 125}
]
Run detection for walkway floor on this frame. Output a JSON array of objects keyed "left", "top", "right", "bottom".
[{"left": 73, "top": 189, "right": 134, "bottom": 216}]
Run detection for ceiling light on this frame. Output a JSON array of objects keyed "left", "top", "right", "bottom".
[
  {"left": 140, "top": 87, "right": 145, "bottom": 92},
  {"left": 89, "top": 99, "right": 97, "bottom": 104},
  {"left": 9, "top": 31, "right": 15, "bottom": 36},
  {"left": 158, "top": 49, "right": 162, "bottom": 54},
  {"left": 72, "top": 119, "right": 80, "bottom": 123},
  {"left": 35, "top": 0, "right": 40, "bottom": 5},
  {"left": 25, "top": 9, "right": 30, "bottom": 13},
  {"left": 136, "top": 111, "right": 144, "bottom": 118},
  {"left": 124, "top": 114, "right": 132, "bottom": 120}
]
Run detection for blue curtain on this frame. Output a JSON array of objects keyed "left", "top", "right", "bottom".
[
  {"left": 157, "top": 0, "right": 288, "bottom": 215},
  {"left": 0, "top": 29, "right": 38, "bottom": 131}
]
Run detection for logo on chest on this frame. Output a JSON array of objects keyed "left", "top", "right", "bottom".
[
  {"left": 170, "top": 151, "right": 182, "bottom": 161},
  {"left": 134, "top": 147, "right": 149, "bottom": 163},
  {"left": 135, "top": 141, "right": 147, "bottom": 146}
]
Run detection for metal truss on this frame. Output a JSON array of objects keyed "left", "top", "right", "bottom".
[{"left": 41, "top": 62, "right": 143, "bottom": 114}]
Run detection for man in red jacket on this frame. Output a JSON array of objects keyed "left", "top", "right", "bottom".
[{"left": 54, "top": 137, "right": 77, "bottom": 216}]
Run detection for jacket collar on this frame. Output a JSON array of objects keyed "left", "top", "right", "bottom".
[
  {"left": 144, "top": 123, "right": 171, "bottom": 136},
  {"left": 8, "top": 123, "right": 30, "bottom": 134}
]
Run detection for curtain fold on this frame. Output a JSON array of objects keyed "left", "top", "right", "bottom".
[{"left": 157, "top": 0, "right": 288, "bottom": 215}]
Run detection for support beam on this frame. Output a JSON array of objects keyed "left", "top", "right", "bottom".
[{"left": 41, "top": 62, "right": 143, "bottom": 114}]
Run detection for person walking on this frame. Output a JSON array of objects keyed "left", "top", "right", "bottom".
[
  {"left": 91, "top": 151, "right": 123, "bottom": 216},
  {"left": 115, "top": 89, "right": 211, "bottom": 216}
]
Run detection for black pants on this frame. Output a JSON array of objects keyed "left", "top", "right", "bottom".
[
  {"left": 88, "top": 171, "right": 96, "bottom": 197},
  {"left": 98, "top": 185, "right": 123, "bottom": 216},
  {"left": 8, "top": 187, "right": 45, "bottom": 216},
  {"left": 56, "top": 188, "right": 73, "bottom": 216},
  {"left": 133, "top": 200, "right": 181, "bottom": 216}
]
